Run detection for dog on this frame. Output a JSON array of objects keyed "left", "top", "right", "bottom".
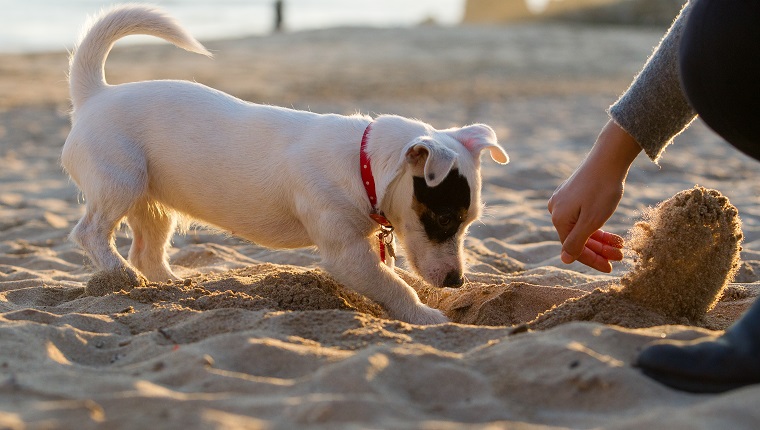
[{"left": 63, "top": 5, "right": 509, "bottom": 325}]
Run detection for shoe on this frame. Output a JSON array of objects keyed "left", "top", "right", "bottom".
[{"left": 635, "top": 298, "right": 760, "bottom": 393}]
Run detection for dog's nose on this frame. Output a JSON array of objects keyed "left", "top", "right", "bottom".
[{"left": 442, "top": 271, "right": 464, "bottom": 288}]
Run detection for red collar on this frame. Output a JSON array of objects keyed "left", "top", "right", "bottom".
[
  {"left": 360, "top": 122, "right": 395, "bottom": 263},
  {"left": 360, "top": 123, "right": 392, "bottom": 227}
]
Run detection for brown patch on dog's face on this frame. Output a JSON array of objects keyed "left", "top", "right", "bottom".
[{"left": 412, "top": 169, "right": 471, "bottom": 243}]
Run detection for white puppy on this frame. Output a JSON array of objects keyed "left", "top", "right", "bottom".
[{"left": 63, "top": 5, "right": 509, "bottom": 325}]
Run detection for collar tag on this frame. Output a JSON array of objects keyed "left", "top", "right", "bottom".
[{"left": 378, "top": 225, "right": 395, "bottom": 264}]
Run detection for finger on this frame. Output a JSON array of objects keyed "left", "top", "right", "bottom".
[
  {"left": 590, "top": 229, "right": 624, "bottom": 249},
  {"left": 585, "top": 237, "right": 624, "bottom": 261},
  {"left": 576, "top": 245, "right": 614, "bottom": 273},
  {"left": 548, "top": 201, "right": 574, "bottom": 244},
  {"left": 552, "top": 217, "right": 574, "bottom": 246},
  {"left": 561, "top": 219, "right": 598, "bottom": 263}
]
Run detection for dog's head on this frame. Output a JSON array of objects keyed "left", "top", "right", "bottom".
[{"left": 378, "top": 118, "right": 508, "bottom": 288}]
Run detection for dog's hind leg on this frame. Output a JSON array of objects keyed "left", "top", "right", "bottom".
[
  {"left": 66, "top": 136, "right": 148, "bottom": 291},
  {"left": 70, "top": 198, "right": 145, "bottom": 292},
  {"left": 126, "top": 199, "right": 179, "bottom": 282},
  {"left": 71, "top": 205, "right": 130, "bottom": 271}
]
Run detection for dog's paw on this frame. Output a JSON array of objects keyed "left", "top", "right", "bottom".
[
  {"left": 85, "top": 267, "right": 147, "bottom": 296},
  {"left": 405, "top": 304, "right": 449, "bottom": 325}
]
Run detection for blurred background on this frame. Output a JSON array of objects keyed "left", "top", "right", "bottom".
[
  {"left": 2, "top": 0, "right": 462, "bottom": 53},
  {"left": 0, "top": 0, "right": 684, "bottom": 54}
]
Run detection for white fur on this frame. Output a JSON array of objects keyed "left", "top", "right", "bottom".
[{"left": 63, "top": 4, "right": 508, "bottom": 325}]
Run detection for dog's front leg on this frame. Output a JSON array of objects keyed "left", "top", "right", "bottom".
[{"left": 312, "top": 223, "right": 447, "bottom": 325}]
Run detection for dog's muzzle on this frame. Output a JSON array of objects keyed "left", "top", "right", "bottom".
[{"left": 442, "top": 270, "right": 464, "bottom": 288}]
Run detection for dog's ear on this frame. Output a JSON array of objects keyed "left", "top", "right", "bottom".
[
  {"left": 449, "top": 124, "right": 509, "bottom": 164},
  {"left": 404, "top": 137, "right": 457, "bottom": 187}
]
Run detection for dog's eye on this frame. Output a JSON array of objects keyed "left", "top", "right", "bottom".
[{"left": 437, "top": 214, "right": 453, "bottom": 228}]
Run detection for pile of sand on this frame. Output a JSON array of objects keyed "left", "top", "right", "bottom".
[
  {"left": 622, "top": 186, "right": 743, "bottom": 319},
  {"left": 126, "top": 264, "right": 388, "bottom": 318}
]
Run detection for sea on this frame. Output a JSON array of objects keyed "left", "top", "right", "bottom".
[{"left": 0, "top": 0, "right": 470, "bottom": 53}]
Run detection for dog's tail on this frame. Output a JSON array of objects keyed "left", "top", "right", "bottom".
[{"left": 68, "top": 4, "right": 212, "bottom": 109}]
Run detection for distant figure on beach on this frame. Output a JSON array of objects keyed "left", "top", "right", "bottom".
[
  {"left": 547, "top": 0, "right": 760, "bottom": 393},
  {"left": 274, "top": 0, "right": 284, "bottom": 32}
]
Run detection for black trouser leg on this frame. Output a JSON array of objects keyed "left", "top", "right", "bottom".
[
  {"left": 637, "top": 299, "right": 760, "bottom": 393},
  {"left": 679, "top": 0, "right": 760, "bottom": 160}
]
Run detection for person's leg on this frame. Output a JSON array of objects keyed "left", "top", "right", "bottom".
[
  {"left": 636, "top": 0, "right": 760, "bottom": 393},
  {"left": 678, "top": 0, "right": 760, "bottom": 160},
  {"left": 637, "top": 299, "right": 760, "bottom": 393}
]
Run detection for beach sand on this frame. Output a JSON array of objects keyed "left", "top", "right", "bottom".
[{"left": 2, "top": 21, "right": 760, "bottom": 429}]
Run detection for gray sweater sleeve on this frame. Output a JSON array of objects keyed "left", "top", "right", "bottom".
[{"left": 608, "top": 1, "right": 697, "bottom": 162}]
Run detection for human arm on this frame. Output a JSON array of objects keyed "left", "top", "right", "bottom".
[
  {"left": 548, "top": 1, "right": 698, "bottom": 271},
  {"left": 609, "top": 1, "right": 698, "bottom": 161},
  {"left": 548, "top": 120, "right": 638, "bottom": 272}
]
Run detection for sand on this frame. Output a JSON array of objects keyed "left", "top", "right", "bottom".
[{"left": 2, "top": 19, "right": 760, "bottom": 429}]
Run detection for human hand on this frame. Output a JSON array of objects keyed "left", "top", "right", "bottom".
[
  {"left": 548, "top": 169, "right": 625, "bottom": 272},
  {"left": 548, "top": 120, "right": 641, "bottom": 272}
]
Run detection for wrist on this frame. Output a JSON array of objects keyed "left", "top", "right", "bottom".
[{"left": 586, "top": 120, "right": 642, "bottom": 180}]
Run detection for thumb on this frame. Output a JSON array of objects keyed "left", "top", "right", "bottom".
[{"left": 561, "top": 219, "right": 597, "bottom": 264}]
